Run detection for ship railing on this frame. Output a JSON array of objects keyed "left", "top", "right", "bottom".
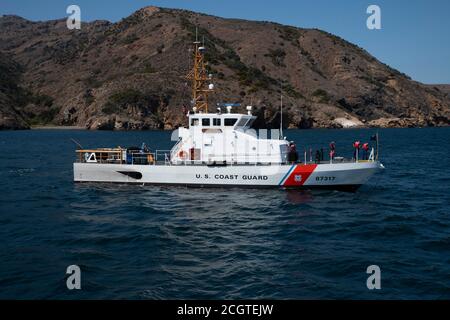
[
  {"left": 171, "top": 160, "right": 288, "bottom": 166},
  {"left": 302, "top": 147, "right": 377, "bottom": 164},
  {"left": 127, "top": 152, "right": 155, "bottom": 165},
  {"left": 75, "top": 148, "right": 125, "bottom": 164},
  {"left": 170, "top": 138, "right": 183, "bottom": 161},
  {"left": 75, "top": 149, "right": 172, "bottom": 165},
  {"left": 155, "top": 150, "right": 172, "bottom": 165},
  {"left": 128, "top": 150, "right": 172, "bottom": 165},
  {"left": 76, "top": 148, "right": 378, "bottom": 166}
]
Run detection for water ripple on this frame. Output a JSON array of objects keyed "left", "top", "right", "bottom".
[{"left": 0, "top": 128, "right": 449, "bottom": 299}]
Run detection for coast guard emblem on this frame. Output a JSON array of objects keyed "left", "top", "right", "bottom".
[{"left": 294, "top": 174, "right": 302, "bottom": 182}]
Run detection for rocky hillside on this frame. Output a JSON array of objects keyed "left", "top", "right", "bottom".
[
  {"left": 0, "top": 52, "right": 30, "bottom": 129},
  {"left": 428, "top": 85, "right": 450, "bottom": 98},
  {"left": 0, "top": 6, "right": 449, "bottom": 130}
]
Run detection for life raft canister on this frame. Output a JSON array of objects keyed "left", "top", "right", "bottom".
[{"left": 178, "top": 150, "right": 188, "bottom": 160}]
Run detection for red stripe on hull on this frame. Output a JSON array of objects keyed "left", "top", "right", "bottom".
[{"left": 283, "top": 164, "right": 317, "bottom": 187}]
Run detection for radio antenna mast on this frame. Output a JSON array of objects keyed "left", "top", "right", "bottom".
[
  {"left": 280, "top": 94, "right": 284, "bottom": 139},
  {"left": 185, "top": 28, "right": 213, "bottom": 113}
]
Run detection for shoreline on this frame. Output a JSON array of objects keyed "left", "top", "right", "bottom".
[
  {"left": 31, "top": 125, "right": 86, "bottom": 130},
  {"left": 15, "top": 125, "right": 448, "bottom": 131}
]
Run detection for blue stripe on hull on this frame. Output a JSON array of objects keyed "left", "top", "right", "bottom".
[{"left": 278, "top": 164, "right": 296, "bottom": 186}]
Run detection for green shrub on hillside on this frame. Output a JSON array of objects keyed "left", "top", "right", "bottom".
[
  {"left": 121, "top": 34, "right": 139, "bottom": 45},
  {"left": 30, "top": 94, "right": 54, "bottom": 107},
  {"left": 312, "top": 89, "right": 330, "bottom": 103},
  {"left": 102, "top": 89, "right": 163, "bottom": 115},
  {"left": 282, "top": 84, "right": 304, "bottom": 99},
  {"left": 264, "top": 48, "right": 286, "bottom": 67},
  {"left": 277, "top": 26, "right": 301, "bottom": 47}
]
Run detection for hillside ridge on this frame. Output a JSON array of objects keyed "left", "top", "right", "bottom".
[{"left": 0, "top": 6, "right": 449, "bottom": 130}]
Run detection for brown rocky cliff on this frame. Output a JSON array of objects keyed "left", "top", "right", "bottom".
[{"left": 0, "top": 6, "right": 449, "bottom": 130}]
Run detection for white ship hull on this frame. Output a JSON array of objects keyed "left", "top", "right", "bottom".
[{"left": 74, "top": 161, "right": 383, "bottom": 191}]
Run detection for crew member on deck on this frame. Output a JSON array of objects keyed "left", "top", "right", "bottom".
[
  {"left": 329, "top": 141, "right": 336, "bottom": 161},
  {"left": 315, "top": 150, "right": 321, "bottom": 164},
  {"left": 362, "top": 142, "right": 369, "bottom": 160},
  {"left": 288, "top": 141, "right": 298, "bottom": 163},
  {"left": 353, "top": 141, "right": 361, "bottom": 160},
  {"left": 141, "top": 142, "right": 150, "bottom": 153}
]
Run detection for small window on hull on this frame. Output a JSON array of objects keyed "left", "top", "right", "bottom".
[
  {"left": 213, "top": 118, "right": 221, "bottom": 126},
  {"left": 191, "top": 118, "right": 199, "bottom": 126},
  {"left": 202, "top": 128, "right": 222, "bottom": 133},
  {"left": 202, "top": 118, "right": 210, "bottom": 126}
]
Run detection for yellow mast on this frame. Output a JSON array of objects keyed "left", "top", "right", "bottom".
[{"left": 186, "top": 38, "right": 213, "bottom": 113}]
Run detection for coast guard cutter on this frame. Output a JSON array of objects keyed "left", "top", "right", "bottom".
[{"left": 73, "top": 39, "right": 384, "bottom": 191}]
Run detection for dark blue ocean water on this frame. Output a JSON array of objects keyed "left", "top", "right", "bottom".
[{"left": 0, "top": 127, "right": 449, "bottom": 299}]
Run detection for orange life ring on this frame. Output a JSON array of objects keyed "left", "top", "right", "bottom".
[{"left": 178, "top": 150, "right": 188, "bottom": 160}]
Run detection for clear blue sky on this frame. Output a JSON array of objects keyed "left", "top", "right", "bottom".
[{"left": 1, "top": 0, "right": 449, "bottom": 84}]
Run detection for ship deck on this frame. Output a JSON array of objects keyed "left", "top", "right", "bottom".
[{"left": 75, "top": 148, "right": 372, "bottom": 167}]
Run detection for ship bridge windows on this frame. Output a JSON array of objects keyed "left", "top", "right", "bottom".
[
  {"left": 190, "top": 116, "right": 253, "bottom": 128},
  {"left": 224, "top": 118, "right": 238, "bottom": 126},
  {"left": 246, "top": 118, "right": 255, "bottom": 128},
  {"left": 236, "top": 117, "right": 249, "bottom": 127}
]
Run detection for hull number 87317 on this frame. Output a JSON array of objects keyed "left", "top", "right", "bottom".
[{"left": 316, "top": 176, "right": 336, "bottom": 182}]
